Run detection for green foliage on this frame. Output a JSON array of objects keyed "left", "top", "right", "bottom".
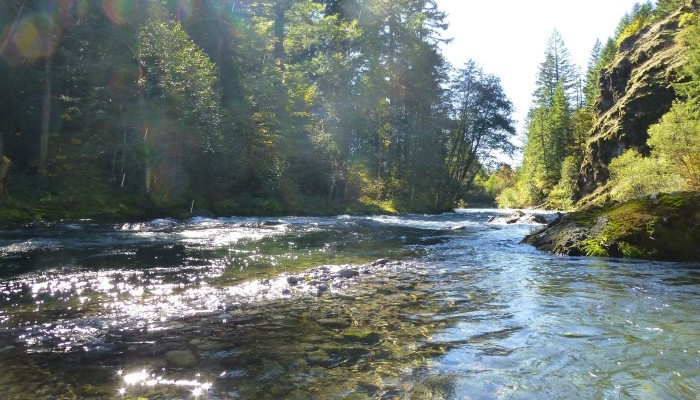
[
  {"left": 535, "top": 30, "right": 580, "bottom": 104},
  {"left": 495, "top": 186, "right": 523, "bottom": 209},
  {"left": 496, "top": 179, "right": 540, "bottom": 209},
  {"left": 614, "top": 2, "right": 655, "bottom": 47},
  {"left": 512, "top": 30, "right": 581, "bottom": 209},
  {"left": 583, "top": 39, "right": 604, "bottom": 109},
  {"left": 616, "top": 16, "right": 650, "bottom": 47},
  {"left": 138, "top": 16, "right": 224, "bottom": 197},
  {"left": 582, "top": 237, "right": 610, "bottom": 257},
  {"left": 679, "top": 11, "right": 697, "bottom": 27},
  {"left": 0, "top": 0, "right": 520, "bottom": 220},
  {"left": 442, "top": 60, "right": 516, "bottom": 207},
  {"left": 654, "top": 0, "right": 687, "bottom": 20},
  {"left": 677, "top": 16, "right": 700, "bottom": 103},
  {"left": 483, "top": 164, "right": 517, "bottom": 200},
  {"left": 647, "top": 102, "right": 700, "bottom": 190},
  {"left": 603, "top": 3, "right": 700, "bottom": 204},
  {"left": 518, "top": 83, "right": 575, "bottom": 206},
  {"left": 608, "top": 150, "right": 684, "bottom": 201},
  {"left": 599, "top": 38, "right": 619, "bottom": 69},
  {"left": 548, "top": 154, "right": 582, "bottom": 210}
]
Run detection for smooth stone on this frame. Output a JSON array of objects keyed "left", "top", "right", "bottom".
[
  {"left": 317, "top": 318, "right": 351, "bottom": 329},
  {"left": 315, "top": 285, "right": 329, "bottom": 297},
  {"left": 165, "top": 349, "right": 197, "bottom": 367},
  {"left": 336, "top": 268, "right": 359, "bottom": 279},
  {"left": 371, "top": 259, "right": 390, "bottom": 267},
  {"left": 0, "top": 345, "right": 14, "bottom": 353},
  {"left": 287, "top": 276, "right": 300, "bottom": 286},
  {"left": 197, "top": 340, "right": 226, "bottom": 351}
]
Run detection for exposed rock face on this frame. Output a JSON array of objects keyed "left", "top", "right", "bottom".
[{"left": 578, "top": 4, "right": 698, "bottom": 196}]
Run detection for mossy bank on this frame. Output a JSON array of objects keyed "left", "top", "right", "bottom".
[{"left": 524, "top": 192, "right": 700, "bottom": 262}]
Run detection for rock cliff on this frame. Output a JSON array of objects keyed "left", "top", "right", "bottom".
[{"left": 578, "top": 3, "right": 698, "bottom": 197}]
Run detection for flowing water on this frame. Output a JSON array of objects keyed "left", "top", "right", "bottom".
[{"left": 0, "top": 210, "right": 698, "bottom": 399}]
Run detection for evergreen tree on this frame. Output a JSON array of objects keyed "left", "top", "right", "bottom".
[
  {"left": 0, "top": 0, "right": 519, "bottom": 217},
  {"left": 615, "top": 2, "right": 654, "bottom": 46},
  {"left": 517, "top": 32, "right": 578, "bottom": 206},
  {"left": 534, "top": 30, "right": 579, "bottom": 106},
  {"left": 584, "top": 39, "right": 603, "bottom": 110},
  {"left": 654, "top": 0, "right": 686, "bottom": 20}
]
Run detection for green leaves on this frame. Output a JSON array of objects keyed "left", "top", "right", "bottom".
[
  {"left": 511, "top": 30, "right": 582, "bottom": 209},
  {"left": 443, "top": 60, "right": 516, "bottom": 206}
]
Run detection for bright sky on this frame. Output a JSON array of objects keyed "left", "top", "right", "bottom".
[{"left": 436, "top": 0, "right": 644, "bottom": 163}]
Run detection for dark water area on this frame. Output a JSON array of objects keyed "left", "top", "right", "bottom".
[{"left": 0, "top": 210, "right": 698, "bottom": 399}]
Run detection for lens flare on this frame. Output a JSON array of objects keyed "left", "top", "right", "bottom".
[
  {"left": 102, "top": 0, "right": 136, "bottom": 25},
  {"left": 176, "top": 0, "right": 193, "bottom": 21},
  {"left": 1, "top": 14, "right": 60, "bottom": 64}
]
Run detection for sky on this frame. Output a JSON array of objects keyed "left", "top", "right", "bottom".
[{"left": 435, "top": 0, "right": 645, "bottom": 163}]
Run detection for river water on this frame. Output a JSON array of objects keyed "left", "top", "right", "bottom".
[{"left": 0, "top": 210, "right": 698, "bottom": 399}]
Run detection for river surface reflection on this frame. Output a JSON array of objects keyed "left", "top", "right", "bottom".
[{"left": 0, "top": 210, "right": 698, "bottom": 399}]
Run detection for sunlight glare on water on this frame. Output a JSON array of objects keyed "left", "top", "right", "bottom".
[{"left": 0, "top": 211, "right": 698, "bottom": 399}]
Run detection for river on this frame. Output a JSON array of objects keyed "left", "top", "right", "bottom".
[{"left": 0, "top": 210, "right": 698, "bottom": 399}]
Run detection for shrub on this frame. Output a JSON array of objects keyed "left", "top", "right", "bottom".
[
  {"left": 548, "top": 154, "right": 582, "bottom": 210},
  {"left": 608, "top": 150, "right": 684, "bottom": 201},
  {"left": 647, "top": 102, "right": 700, "bottom": 190}
]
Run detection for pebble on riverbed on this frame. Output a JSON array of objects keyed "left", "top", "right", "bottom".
[{"left": 222, "top": 259, "right": 402, "bottom": 302}]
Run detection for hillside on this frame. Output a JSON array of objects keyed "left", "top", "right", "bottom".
[
  {"left": 524, "top": 2, "right": 700, "bottom": 262},
  {"left": 579, "top": 3, "right": 698, "bottom": 200}
]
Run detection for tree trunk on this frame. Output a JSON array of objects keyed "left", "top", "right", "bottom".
[
  {"left": 273, "top": 1, "right": 289, "bottom": 70},
  {"left": 137, "top": 57, "right": 150, "bottom": 193},
  {"left": 0, "top": 154, "right": 10, "bottom": 197},
  {"left": 38, "top": 55, "right": 52, "bottom": 176}
]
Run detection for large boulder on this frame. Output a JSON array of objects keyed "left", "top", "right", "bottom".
[
  {"left": 524, "top": 192, "right": 700, "bottom": 262},
  {"left": 487, "top": 210, "right": 548, "bottom": 225}
]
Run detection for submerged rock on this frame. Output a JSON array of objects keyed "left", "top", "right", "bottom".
[
  {"left": 371, "top": 259, "right": 391, "bottom": 267},
  {"left": 524, "top": 192, "right": 700, "bottom": 261},
  {"left": 165, "top": 349, "right": 197, "bottom": 367},
  {"left": 317, "top": 318, "right": 351, "bottom": 330},
  {"left": 343, "top": 326, "right": 381, "bottom": 344}
]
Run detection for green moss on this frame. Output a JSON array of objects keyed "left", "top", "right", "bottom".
[
  {"left": 529, "top": 192, "right": 700, "bottom": 261},
  {"left": 343, "top": 326, "right": 381, "bottom": 344}
]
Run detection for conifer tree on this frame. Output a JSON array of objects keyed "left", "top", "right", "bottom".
[
  {"left": 517, "top": 32, "right": 578, "bottom": 205},
  {"left": 534, "top": 30, "right": 579, "bottom": 106}
]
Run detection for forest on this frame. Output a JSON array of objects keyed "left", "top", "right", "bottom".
[
  {"left": 0, "top": 0, "right": 515, "bottom": 220},
  {"left": 0, "top": 0, "right": 698, "bottom": 221}
]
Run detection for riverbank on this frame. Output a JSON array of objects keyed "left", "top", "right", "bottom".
[
  {"left": 0, "top": 173, "right": 458, "bottom": 224},
  {"left": 524, "top": 192, "right": 700, "bottom": 262},
  {"left": 0, "top": 194, "right": 402, "bottom": 224}
]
